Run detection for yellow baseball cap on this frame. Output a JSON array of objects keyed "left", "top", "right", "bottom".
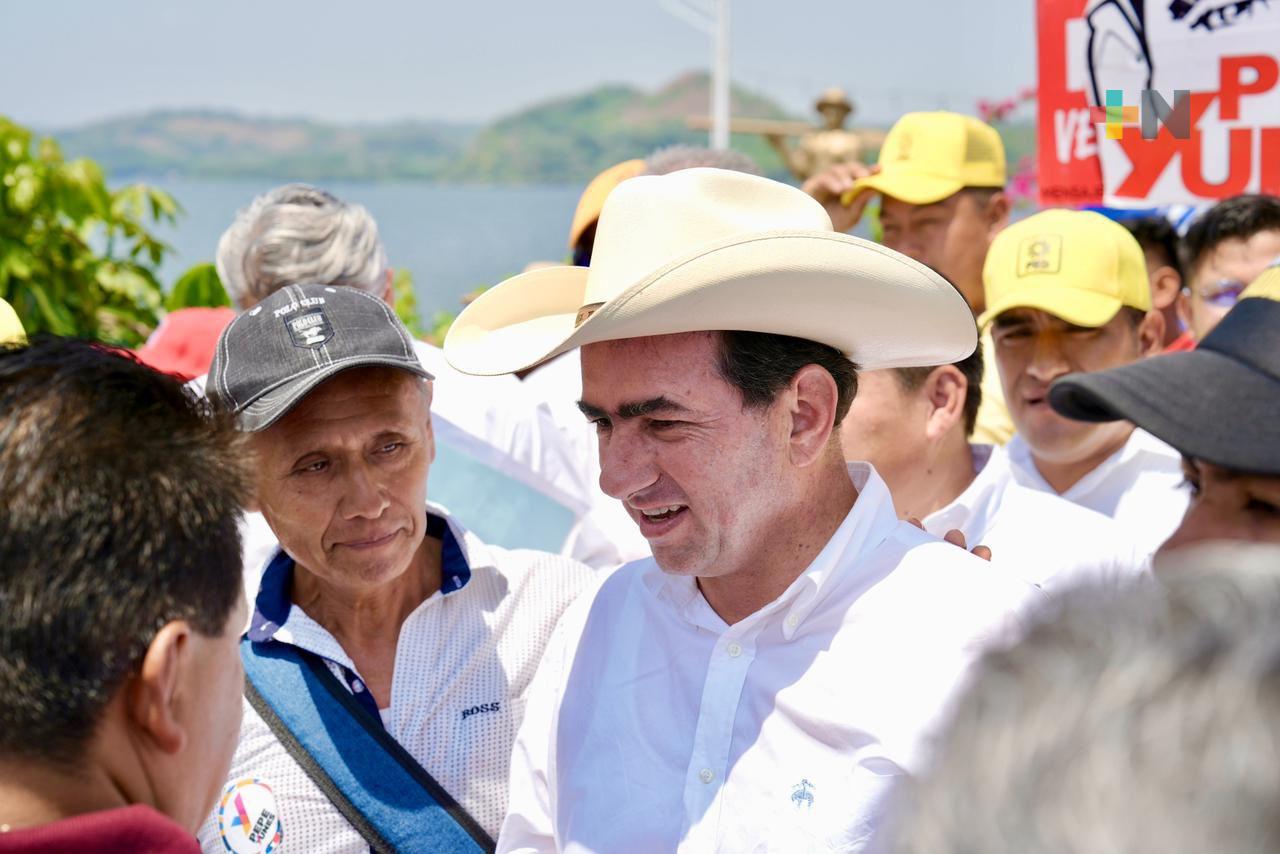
[
  {"left": 978, "top": 209, "right": 1151, "bottom": 329},
  {"left": 1240, "top": 257, "right": 1280, "bottom": 301},
  {"left": 843, "top": 111, "right": 1006, "bottom": 206},
  {"left": 0, "top": 297, "right": 25, "bottom": 346},
  {"left": 568, "top": 159, "right": 647, "bottom": 250}
]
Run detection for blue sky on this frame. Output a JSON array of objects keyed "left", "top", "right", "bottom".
[{"left": 2, "top": 0, "right": 1036, "bottom": 128}]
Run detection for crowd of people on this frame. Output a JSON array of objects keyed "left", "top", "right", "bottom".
[{"left": 1, "top": 106, "right": 1278, "bottom": 854}]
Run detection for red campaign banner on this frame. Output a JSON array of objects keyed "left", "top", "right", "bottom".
[
  {"left": 1037, "top": 0, "right": 1280, "bottom": 208},
  {"left": 1037, "top": 0, "right": 1103, "bottom": 206}
]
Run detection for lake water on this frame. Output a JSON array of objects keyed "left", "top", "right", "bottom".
[{"left": 146, "top": 178, "right": 584, "bottom": 319}]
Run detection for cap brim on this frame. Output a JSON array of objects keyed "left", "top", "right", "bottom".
[
  {"left": 977, "top": 286, "right": 1123, "bottom": 330},
  {"left": 239, "top": 355, "right": 433, "bottom": 432},
  {"left": 1049, "top": 350, "right": 1280, "bottom": 475},
  {"left": 842, "top": 171, "right": 966, "bottom": 207}
]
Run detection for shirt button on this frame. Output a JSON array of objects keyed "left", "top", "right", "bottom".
[
  {"left": 352, "top": 679, "right": 365, "bottom": 693},
  {"left": 699, "top": 768, "right": 714, "bottom": 784},
  {"left": 726, "top": 642, "right": 743, "bottom": 658},
  {"left": 786, "top": 614, "right": 799, "bottom": 629}
]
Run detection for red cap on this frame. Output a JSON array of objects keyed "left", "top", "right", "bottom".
[{"left": 134, "top": 307, "right": 236, "bottom": 381}]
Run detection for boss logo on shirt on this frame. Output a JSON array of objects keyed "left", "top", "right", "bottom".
[{"left": 461, "top": 701, "right": 501, "bottom": 721}]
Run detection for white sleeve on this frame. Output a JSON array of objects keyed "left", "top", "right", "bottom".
[{"left": 497, "top": 592, "right": 578, "bottom": 853}]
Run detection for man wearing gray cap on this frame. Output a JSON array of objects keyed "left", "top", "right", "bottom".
[
  {"left": 206, "top": 184, "right": 605, "bottom": 603},
  {"left": 196, "top": 284, "right": 591, "bottom": 854}
]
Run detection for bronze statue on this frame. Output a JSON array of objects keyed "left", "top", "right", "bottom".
[
  {"left": 687, "top": 87, "right": 885, "bottom": 182},
  {"left": 766, "top": 88, "right": 872, "bottom": 181}
]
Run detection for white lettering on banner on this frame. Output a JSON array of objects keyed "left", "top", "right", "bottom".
[{"left": 1053, "top": 108, "right": 1099, "bottom": 164}]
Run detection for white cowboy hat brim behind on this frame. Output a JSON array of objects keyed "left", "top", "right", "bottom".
[{"left": 445, "top": 229, "right": 977, "bottom": 376}]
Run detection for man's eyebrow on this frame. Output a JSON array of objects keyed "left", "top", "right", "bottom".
[
  {"left": 576, "top": 397, "right": 691, "bottom": 421},
  {"left": 992, "top": 314, "right": 1032, "bottom": 329}
]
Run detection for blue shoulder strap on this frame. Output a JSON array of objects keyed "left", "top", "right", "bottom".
[{"left": 240, "top": 638, "right": 495, "bottom": 854}]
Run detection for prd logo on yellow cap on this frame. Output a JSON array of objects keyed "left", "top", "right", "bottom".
[{"left": 1016, "top": 235, "right": 1063, "bottom": 277}]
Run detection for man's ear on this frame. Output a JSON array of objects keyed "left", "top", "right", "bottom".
[
  {"left": 128, "top": 621, "right": 192, "bottom": 755},
  {"left": 1148, "top": 265, "right": 1182, "bottom": 311},
  {"left": 922, "top": 365, "right": 967, "bottom": 441},
  {"left": 787, "top": 364, "right": 840, "bottom": 467},
  {"left": 985, "top": 191, "right": 1012, "bottom": 236},
  {"left": 1137, "top": 308, "right": 1166, "bottom": 356},
  {"left": 382, "top": 268, "right": 396, "bottom": 305}
]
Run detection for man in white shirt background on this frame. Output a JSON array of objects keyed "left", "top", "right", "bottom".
[
  {"left": 197, "top": 285, "right": 592, "bottom": 852},
  {"left": 1050, "top": 261, "right": 1280, "bottom": 555},
  {"left": 980, "top": 208, "right": 1190, "bottom": 554},
  {"left": 444, "top": 168, "right": 1039, "bottom": 852},
  {"left": 841, "top": 339, "right": 1147, "bottom": 594}
]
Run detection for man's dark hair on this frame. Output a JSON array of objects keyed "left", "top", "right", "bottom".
[
  {"left": 1182, "top": 194, "right": 1280, "bottom": 275},
  {"left": 1125, "top": 216, "right": 1183, "bottom": 280},
  {"left": 0, "top": 337, "right": 248, "bottom": 765},
  {"left": 960, "top": 186, "right": 1003, "bottom": 208},
  {"left": 893, "top": 342, "right": 985, "bottom": 437},
  {"left": 715, "top": 331, "right": 859, "bottom": 426}
]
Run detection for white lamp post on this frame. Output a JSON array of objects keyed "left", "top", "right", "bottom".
[{"left": 660, "top": 0, "right": 731, "bottom": 150}]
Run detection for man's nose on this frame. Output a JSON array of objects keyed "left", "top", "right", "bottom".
[
  {"left": 339, "top": 463, "right": 391, "bottom": 520},
  {"left": 1025, "top": 332, "right": 1072, "bottom": 382},
  {"left": 597, "top": 430, "right": 659, "bottom": 502},
  {"left": 887, "top": 233, "right": 926, "bottom": 264}
]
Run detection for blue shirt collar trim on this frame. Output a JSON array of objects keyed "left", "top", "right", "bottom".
[{"left": 248, "top": 511, "right": 473, "bottom": 644}]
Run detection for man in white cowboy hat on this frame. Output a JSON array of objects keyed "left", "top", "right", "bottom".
[{"left": 444, "top": 169, "right": 1040, "bottom": 852}]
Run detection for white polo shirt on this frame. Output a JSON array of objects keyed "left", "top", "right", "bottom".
[
  {"left": 1002, "top": 428, "right": 1190, "bottom": 555},
  {"left": 500, "top": 464, "right": 1040, "bottom": 853},
  {"left": 925, "top": 444, "right": 1150, "bottom": 594},
  {"left": 197, "top": 505, "right": 594, "bottom": 853}
]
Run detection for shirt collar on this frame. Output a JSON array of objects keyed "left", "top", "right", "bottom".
[
  {"left": 650, "top": 462, "right": 901, "bottom": 639},
  {"left": 248, "top": 506, "right": 476, "bottom": 644},
  {"left": 1006, "top": 428, "right": 1173, "bottom": 500},
  {"left": 924, "top": 443, "right": 1001, "bottom": 536}
]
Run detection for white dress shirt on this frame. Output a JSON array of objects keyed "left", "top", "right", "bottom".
[
  {"left": 500, "top": 464, "right": 1039, "bottom": 854},
  {"left": 1003, "top": 428, "right": 1190, "bottom": 555},
  {"left": 925, "top": 444, "right": 1150, "bottom": 594},
  {"left": 197, "top": 505, "right": 594, "bottom": 853}
]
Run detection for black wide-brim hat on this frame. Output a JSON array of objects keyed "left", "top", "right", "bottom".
[{"left": 1049, "top": 296, "right": 1280, "bottom": 476}]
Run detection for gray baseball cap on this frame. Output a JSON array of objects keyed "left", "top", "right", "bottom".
[{"left": 208, "top": 283, "right": 433, "bottom": 432}]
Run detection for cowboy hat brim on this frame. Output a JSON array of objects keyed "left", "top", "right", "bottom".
[{"left": 444, "top": 229, "right": 977, "bottom": 376}]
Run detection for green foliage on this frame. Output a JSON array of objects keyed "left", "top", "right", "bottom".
[
  {"left": 166, "top": 262, "right": 230, "bottom": 310},
  {"left": 0, "top": 116, "right": 179, "bottom": 345},
  {"left": 391, "top": 268, "right": 424, "bottom": 337}
]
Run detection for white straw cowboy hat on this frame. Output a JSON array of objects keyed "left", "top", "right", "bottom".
[{"left": 444, "top": 168, "right": 976, "bottom": 376}]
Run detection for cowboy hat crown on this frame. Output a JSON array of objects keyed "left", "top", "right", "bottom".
[{"left": 444, "top": 168, "right": 976, "bottom": 376}]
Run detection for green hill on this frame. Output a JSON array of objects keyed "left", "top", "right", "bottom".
[
  {"left": 447, "top": 71, "right": 796, "bottom": 183},
  {"left": 49, "top": 73, "right": 1032, "bottom": 186},
  {"left": 54, "top": 110, "right": 475, "bottom": 181},
  {"left": 53, "top": 72, "right": 799, "bottom": 184}
]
